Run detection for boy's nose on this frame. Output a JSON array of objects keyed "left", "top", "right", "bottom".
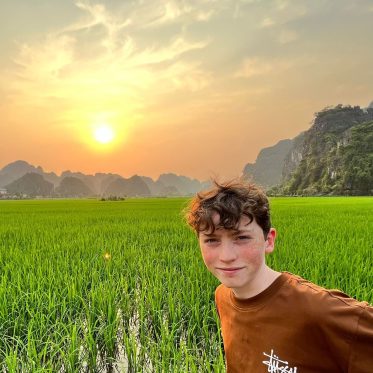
[{"left": 219, "top": 240, "right": 237, "bottom": 262}]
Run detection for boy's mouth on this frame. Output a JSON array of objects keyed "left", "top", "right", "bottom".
[{"left": 217, "top": 267, "right": 244, "bottom": 273}]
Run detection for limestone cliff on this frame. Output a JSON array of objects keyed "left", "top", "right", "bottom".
[{"left": 282, "top": 105, "right": 373, "bottom": 195}]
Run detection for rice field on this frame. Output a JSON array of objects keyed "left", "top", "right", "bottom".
[{"left": 0, "top": 197, "right": 372, "bottom": 372}]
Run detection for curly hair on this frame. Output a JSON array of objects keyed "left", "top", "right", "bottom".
[{"left": 185, "top": 179, "right": 271, "bottom": 237}]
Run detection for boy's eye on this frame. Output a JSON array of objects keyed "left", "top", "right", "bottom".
[
  {"left": 204, "top": 238, "right": 218, "bottom": 244},
  {"left": 236, "top": 235, "right": 250, "bottom": 241}
]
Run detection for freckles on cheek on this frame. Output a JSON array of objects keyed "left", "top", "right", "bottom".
[
  {"left": 243, "top": 248, "right": 263, "bottom": 267},
  {"left": 200, "top": 248, "right": 216, "bottom": 268}
]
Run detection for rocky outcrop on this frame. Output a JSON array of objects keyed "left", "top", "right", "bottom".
[
  {"left": 282, "top": 105, "right": 373, "bottom": 195},
  {"left": 281, "top": 132, "right": 305, "bottom": 181},
  {"left": 56, "top": 177, "right": 94, "bottom": 197},
  {"left": 0, "top": 160, "right": 57, "bottom": 187},
  {"left": 242, "top": 104, "right": 373, "bottom": 195},
  {"left": 157, "top": 173, "right": 203, "bottom": 196},
  {"left": 141, "top": 176, "right": 167, "bottom": 196},
  {"left": 0, "top": 161, "right": 207, "bottom": 197},
  {"left": 243, "top": 139, "right": 294, "bottom": 187},
  {"left": 5, "top": 172, "right": 54, "bottom": 197},
  {"left": 104, "top": 176, "right": 151, "bottom": 197},
  {"left": 0, "top": 160, "right": 42, "bottom": 187}
]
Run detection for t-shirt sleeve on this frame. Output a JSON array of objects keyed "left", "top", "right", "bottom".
[
  {"left": 348, "top": 304, "right": 373, "bottom": 372},
  {"left": 314, "top": 290, "right": 373, "bottom": 371}
]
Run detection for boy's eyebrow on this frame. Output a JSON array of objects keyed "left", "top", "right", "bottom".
[
  {"left": 232, "top": 229, "right": 253, "bottom": 234},
  {"left": 200, "top": 231, "right": 218, "bottom": 237},
  {"left": 200, "top": 228, "right": 254, "bottom": 237}
]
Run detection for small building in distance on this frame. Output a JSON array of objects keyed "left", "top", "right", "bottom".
[{"left": 0, "top": 188, "right": 7, "bottom": 195}]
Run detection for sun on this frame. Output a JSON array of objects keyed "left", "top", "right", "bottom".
[{"left": 93, "top": 125, "right": 115, "bottom": 144}]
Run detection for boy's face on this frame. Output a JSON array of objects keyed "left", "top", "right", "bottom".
[{"left": 198, "top": 214, "right": 276, "bottom": 298}]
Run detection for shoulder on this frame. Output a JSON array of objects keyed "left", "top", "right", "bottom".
[
  {"left": 283, "top": 272, "right": 370, "bottom": 327},
  {"left": 283, "top": 272, "right": 368, "bottom": 307},
  {"left": 215, "top": 284, "right": 230, "bottom": 301},
  {"left": 214, "top": 284, "right": 232, "bottom": 310}
]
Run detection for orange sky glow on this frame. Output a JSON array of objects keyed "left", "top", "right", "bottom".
[{"left": 1, "top": 0, "right": 373, "bottom": 180}]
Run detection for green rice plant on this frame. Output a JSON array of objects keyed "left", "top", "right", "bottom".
[
  {"left": 63, "top": 323, "right": 80, "bottom": 372},
  {"left": 0, "top": 197, "right": 371, "bottom": 371}
]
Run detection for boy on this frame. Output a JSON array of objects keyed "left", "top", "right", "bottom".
[{"left": 186, "top": 180, "right": 373, "bottom": 373}]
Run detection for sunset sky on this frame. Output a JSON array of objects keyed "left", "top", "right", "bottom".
[{"left": 1, "top": 0, "right": 373, "bottom": 180}]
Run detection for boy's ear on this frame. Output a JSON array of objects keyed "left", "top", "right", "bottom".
[{"left": 265, "top": 228, "right": 276, "bottom": 254}]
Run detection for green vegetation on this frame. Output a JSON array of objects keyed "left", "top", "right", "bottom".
[
  {"left": 0, "top": 197, "right": 372, "bottom": 371},
  {"left": 285, "top": 121, "right": 373, "bottom": 195},
  {"left": 340, "top": 121, "right": 373, "bottom": 194},
  {"left": 284, "top": 105, "right": 373, "bottom": 195}
]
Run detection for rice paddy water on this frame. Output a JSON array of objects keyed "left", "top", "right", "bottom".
[{"left": 0, "top": 197, "right": 372, "bottom": 371}]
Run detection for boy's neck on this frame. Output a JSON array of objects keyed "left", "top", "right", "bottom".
[{"left": 232, "top": 266, "right": 281, "bottom": 300}]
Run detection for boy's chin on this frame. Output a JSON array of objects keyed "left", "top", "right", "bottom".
[{"left": 218, "top": 277, "right": 242, "bottom": 290}]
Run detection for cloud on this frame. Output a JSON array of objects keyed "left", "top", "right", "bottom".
[
  {"left": 258, "top": 0, "right": 308, "bottom": 28},
  {"left": 234, "top": 56, "right": 300, "bottom": 78},
  {"left": 261, "top": 17, "right": 275, "bottom": 28},
  {"left": 277, "top": 29, "right": 299, "bottom": 44},
  {"left": 131, "top": 0, "right": 217, "bottom": 28},
  {"left": 5, "top": 0, "right": 212, "bottom": 119},
  {"left": 13, "top": 35, "right": 75, "bottom": 80},
  {"left": 196, "top": 9, "right": 215, "bottom": 21},
  {"left": 275, "top": 0, "right": 289, "bottom": 11},
  {"left": 153, "top": 1, "right": 191, "bottom": 24},
  {"left": 72, "top": 1, "right": 131, "bottom": 34},
  {"left": 168, "top": 62, "right": 212, "bottom": 91},
  {"left": 128, "top": 37, "right": 209, "bottom": 66},
  {"left": 234, "top": 57, "right": 274, "bottom": 78},
  {"left": 138, "top": 1, "right": 192, "bottom": 27},
  {"left": 68, "top": 1, "right": 132, "bottom": 53}
]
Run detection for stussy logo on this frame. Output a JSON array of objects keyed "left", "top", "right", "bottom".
[{"left": 262, "top": 349, "right": 298, "bottom": 372}]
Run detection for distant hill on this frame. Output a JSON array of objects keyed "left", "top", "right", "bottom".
[
  {"left": 157, "top": 173, "right": 203, "bottom": 195},
  {"left": 0, "top": 160, "right": 59, "bottom": 187},
  {"left": 0, "top": 161, "right": 208, "bottom": 198},
  {"left": 244, "top": 103, "right": 373, "bottom": 196},
  {"left": 56, "top": 176, "right": 94, "bottom": 197},
  {"left": 282, "top": 105, "right": 373, "bottom": 195},
  {"left": 281, "top": 132, "right": 306, "bottom": 182},
  {"left": 0, "top": 160, "right": 43, "bottom": 186},
  {"left": 243, "top": 139, "right": 294, "bottom": 187},
  {"left": 59, "top": 171, "right": 122, "bottom": 195},
  {"left": 104, "top": 176, "right": 151, "bottom": 197},
  {"left": 142, "top": 174, "right": 210, "bottom": 196},
  {"left": 4, "top": 103, "right": 371, "bottom": 198},
  {"left": 141, "top": 176, "right": 170, "bottom": 195},
  {"left": 5, "top": 173, "right": 54, "bottom": 197}
]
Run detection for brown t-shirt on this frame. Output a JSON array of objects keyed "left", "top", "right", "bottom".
[{"left": 215, "top": 272, "right": 373, "bottom": 373}]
